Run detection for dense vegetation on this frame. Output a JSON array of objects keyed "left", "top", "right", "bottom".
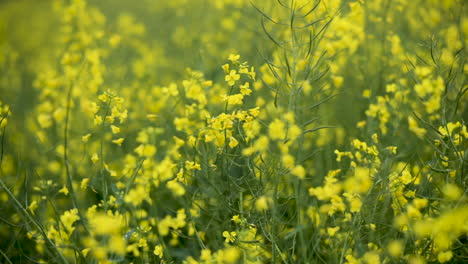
[{"left": 0, "top": 0, "right": 467, "bottom": 263}]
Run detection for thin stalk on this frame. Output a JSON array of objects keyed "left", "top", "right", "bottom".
[
  {"left": 63, "top": 61, "right": 90, "bottom": 234},
  {"left": 0, "top": 179, "right": 68, "bottom": 264}
]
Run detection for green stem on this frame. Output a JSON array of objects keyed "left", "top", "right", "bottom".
[{"left": 0, "top": 179, "right": 68, "bottom": 264}]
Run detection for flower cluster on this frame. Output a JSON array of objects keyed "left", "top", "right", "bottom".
[{"left": 0, "top": 0, "right": 466, "bottom": 263}]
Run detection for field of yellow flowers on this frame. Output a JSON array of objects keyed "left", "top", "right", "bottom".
[{"left": 0, "top": 0, "right": 467, "bottom": 263}]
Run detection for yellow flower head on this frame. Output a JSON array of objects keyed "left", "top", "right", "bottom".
[
  {"left": 268, "top": 119, "right": 286, "bottom": 140},
  {"left": 112, "top": 137, "right": 125, "bottom": 146},
  {"left": 153, "top": 245, "right": 163, "bottom": 258},
  {"left": 82, "top": 133, "right": 92, "bottom": 142},
  {"left": 222, "top": 231, "right": 237, "bottom": 243},
  {"left": 111, "top": 125, "right": 120, "bottom": 134},
  {"left": 228, "top": 54, "right": 240, "bottom": 63},
  {"left": 225, "top": 70, "right": 240, "bottom": 86}
]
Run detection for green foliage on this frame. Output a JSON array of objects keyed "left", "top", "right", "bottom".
[{"left": 0, "top": 0, "right": 467, "bottom": 263}]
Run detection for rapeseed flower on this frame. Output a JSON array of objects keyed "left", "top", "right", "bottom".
[
  {"left": 222, "top": 231, "right": 237, "bottom": 243},
  {"left": 225, "top": 70, "right": 240, "bottom": 86}
]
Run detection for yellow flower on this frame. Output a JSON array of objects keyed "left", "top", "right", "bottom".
[
  {"left": 81, "top": 178, "right": 89, "bottom": 189},
  {"left": 59, "top": 185, "right": 69, "bottom": 195},
  {"left": 147, "top": 114, "right": 157, "bottom": 121},
  {"left": 28, "top": 201, "right": 39, "bottom": 215},
  {"left": 89, "top": 213, "right": 123, "bottom": 235},
  {"left": 332, "top": 75, "right": 344, "bottom": 87},
  {"left": 386, "top": 146, "right": 398, "bottom": 154},
  {"left": 91, "top": 153, "right": 99, "bottom": 164},
  {"left": 60, "top": 209, "right": 80, "bottom": 234},
  {"left": 362, "top": 89, "right": 371, "bottom": 98},
  {"left": 109, "top": 236, "right": 126, "bottom": 255},
  {"left": 282, "top": 155, "right": 294, "bottom": 169},
  {"left": 94, "top": 115, "right": 103, "bottom": 126},
  {"left": 255, "top": 196, "right": 270, "bottom": 211},
  {"left": 344, "top": 167, "right": 372, "bottom": 193},
  {"left": 106, "top": 115, "right": 115, "bottom": 124},
  {"left": 134, "top": 144, "right": 157, "bottom": 157},
  {"left": 327, "top": 226, "right": 340, "bottom": 236},
  {"left": 231, "top": 215, "right": 241, "bottom": 224},
  {"left": 413, "top": 198, "right": 428, "bottom": 209},
  {"left": 228, "top": 54, "right": 240, "bottom": 63},
  {"left": 357, "top": 120, "right": 366, "bottom": 128},
  {"left": 222, "top": 231, "right": 237, "bottom": 243},
  {"left": 437, "top": 251, "right": 453, "bottom": 263},
  {"left": 363, "top": 251, "right": 380, "bottom": 264},
  {"left": 248, "top": 67, "right": 256, "bottom": 80},
  {"left": 288, "top": 125, "right": 302, "bottom": 141},
  {"left": 185, "top": 161, "right": 201, "bottom": 170},
  {"left": 109, "top": 34, "right": 121, "bottom": 47},
  {"left": 112, "top": 138, "right": 125, "bottom": 146},
  {"left": 126, "top": 243, "right": 140, "bottom": 257},
  {"left": 408, "top": 255, "right": 426, "bottom": 264},
  {"left": 239, "top": 82, "right": 252, "bottom": 95},
  {"left": 248, "top": 107, "right": 260, "bottom": 117},
  {"left": 387, "top": 240, "right": 403, "bottom": 257},
  {"left": 291, "top": 165, "right": 306, "bottom": 179},
  {"left": 221, "top": 64, "right": 230, "bottom": 73},
  {"left": 153, "top": 245, "right": 163, "bottom": 258},
  {"left": 268, "top": 119, "right": 286, "bottom": 140},
  {"left": 225, "top": 70, "right": 240, "bottom": 86},
  {"left": 82, "top": 133, "right": 92, "bottom": 142},
  {"left": 343, "top": 191, "right": 362, "bottom": 212},
  {"left": 81, "top": 248, "right": 91, "bottom": 257},
  {"left": 111, "top": 125, "right": 120, "bottom": 134},
  {"left": 225, "top": 93, "right": 244, "bottom": 105},
  {"left": 138, "top": 238, "right": 148, "bottom": 248},
  {"left": 346, "top": 254, "right": 360, "bottom": 264},
  {"left": 228, "top": 136, "right": 239, "bottom": 148},
  {"left": 200, "top": 249, "right": 212, "bottom": 260},
  {"left": 167, "top": 180, "right": 186, "bottom": 196},
  {"left": 37, "top": 114, "right": 53, "bottom": 128},
  {"left": 124, "top": 185, "right": 149, "bottom": 206},
  {"left": 443, "top": 183, "right": 461, "bottom": 200},
  {"left": 217, "top": 247, "right": 240, "bottom": 263},
  {"left": 98, "top": 93, "right": 108, "bottom": 102}
]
